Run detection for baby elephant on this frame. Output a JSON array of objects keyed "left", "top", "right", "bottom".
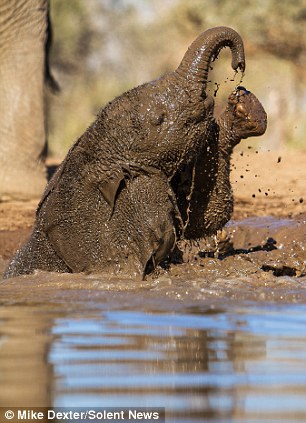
[
  {"left": 4, "top": 26, "right": 248, "bottom": 279},
  {"left": 4, "top": 86, "right": 266, "bottom": 280}
]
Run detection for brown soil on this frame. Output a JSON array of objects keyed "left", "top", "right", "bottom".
[
  {"left": 230, "top": 148, "right": 305, "bottom": 219},
  {"left": 0, "top": 149, "right": 305, "bottom": 285}
]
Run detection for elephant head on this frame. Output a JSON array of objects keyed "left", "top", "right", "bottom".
[
  {"left": 4, "top": 27, "right": 247, "bottom": 279},
  {"left": 123, "top": 26, "right": 246, "bottom": 184}
]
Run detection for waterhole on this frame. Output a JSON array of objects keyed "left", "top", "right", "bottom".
[{"left": 0, "top": 215, "right": 306, "bottom": 422}]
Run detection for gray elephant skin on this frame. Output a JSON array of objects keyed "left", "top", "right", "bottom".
[
  {"left": 4, "top": 26, "right": 266, "bottom": 280},
  {"left": 0, "top": 0, "right": 56, "bottom": 200}
]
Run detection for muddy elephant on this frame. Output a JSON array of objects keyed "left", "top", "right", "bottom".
[
  {"left": 172, "top": 86, "right": 267, "bottom": 241},
  {"left": 0, "top": 0, "right": 56, "bottom": 200},
  {"left": 4, "top": 26, "right": 246, "bottom": 279}
]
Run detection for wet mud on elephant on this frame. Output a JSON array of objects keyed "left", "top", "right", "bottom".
[
  {"left": 4, "top": 27, "right": 266, "bottom": 280},
  {"left": 172, "top": 86, "right": 267, "bottom": 242}
]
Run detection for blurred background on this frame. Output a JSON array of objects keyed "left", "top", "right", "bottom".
[{"left": 47, "top": 0, "right": 306, "bottom": 158}]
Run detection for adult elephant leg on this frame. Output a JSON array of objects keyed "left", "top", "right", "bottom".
[{"left": 0, "top": 0, "right": 49, "bottom": 200}]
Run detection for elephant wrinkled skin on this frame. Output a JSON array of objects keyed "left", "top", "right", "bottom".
[
  {"left": 173, "top": 86, "right": 267, "bottom": 240},
  {"left": 3, "top": 27, "right": 266, "bottom": 280}
]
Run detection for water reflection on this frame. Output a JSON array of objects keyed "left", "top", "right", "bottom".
[
  {"left": 0, "top": 297, "right": 306, "bottom": 422},
  {"left": 0, "top": 306, "right": 53, "bottom": 407}
]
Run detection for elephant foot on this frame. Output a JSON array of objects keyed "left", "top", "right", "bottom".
[
  {"left": 198, "top": 229, "right": 234, "bottom": 258},
  {"left": 0, "top": 161, "right": 47, "bottom": 201},
  {"left": 175, "top": 229, "right": 234, "bottom": 263}
]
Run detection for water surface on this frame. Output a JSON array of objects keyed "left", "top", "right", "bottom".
[{"left": 0, "top": 279, "right": 306, "bottom": 422}]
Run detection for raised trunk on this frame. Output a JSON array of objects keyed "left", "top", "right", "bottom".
[
  {"left": 0, "top": 0, "right": 48, "bottom": 199},
  {"left": 176, "top": 26, "right": 245, "bottom": 89}
]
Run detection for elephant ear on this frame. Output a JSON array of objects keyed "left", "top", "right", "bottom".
[
  {"left": 98, "top": 169, "right": 126, "bottom": 210},
  {"left": 98, "top": 163, "right": 156, "bottom": 210}
]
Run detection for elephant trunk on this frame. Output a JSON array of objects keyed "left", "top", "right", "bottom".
[{"left": 176, "top": 26, "right": 245, "bottom": 90}]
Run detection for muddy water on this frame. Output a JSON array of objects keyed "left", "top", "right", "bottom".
[{"left": 0, "top": 216, "right": 306, "bottom": 422}]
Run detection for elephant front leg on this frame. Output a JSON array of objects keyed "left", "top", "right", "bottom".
[{"left": 109, "top": 174, "right": 177, "bottom": 278}]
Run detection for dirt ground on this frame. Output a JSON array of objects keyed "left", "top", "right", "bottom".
[
  {"left": 230, "top": 148, "right": 305, "bottom": 219},
  {"left": 0, "top": 149, "right": 305, "bottom": 284}
]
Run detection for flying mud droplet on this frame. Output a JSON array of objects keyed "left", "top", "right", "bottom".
[
  {"left": 277, "top": 156, "right": 282, "bottom": 163},
  {"left": 230, "top": 73, "right": 236, "bottom": 82},
  {"left": 213, "top": 82, "right": 220, "bottom": 97},
  {"left": 299, "top": 198, "right": 304, "bottom": 203}
]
